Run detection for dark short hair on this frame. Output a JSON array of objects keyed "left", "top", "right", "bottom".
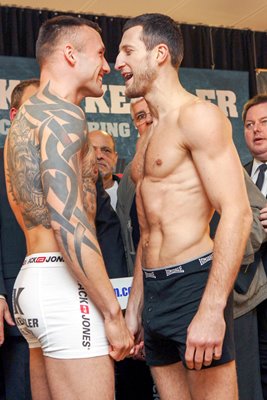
[
  {"left": 123, "top": 13, "right": 183, "bottom": 68},
  {"left": 242, "top": 94, "right": 267, "bottom": 122},
  {"left": 36, "top": 15, "right": 101, "bottom": 66},
  {"left": 11, "top": 78, "right": 40, "bottom": 109}
]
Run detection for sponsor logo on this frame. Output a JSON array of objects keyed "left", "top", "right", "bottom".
[
  {"left": 13, "top": 287, "right": 39, "bottom": 338},
  {"left": 16, "top": 317, "right": 39, "bottom": 328},
  {"left": 78, "top": 283, "right": 91, "bottom": 350},
  {"left": 24, "top": 255, "right": 65, "bottom": 265},
  {"left": 199, "top": 254, "right": 213, "bottom": 266},
  {"left": 165, "top": 266, "right": 185, "bottom": 276},
  {"left": 114, "top": 286, "right": 131, "bottom": 298},
  {"left": 13, "top": 287, "right": 25, "bottom": 315},
  {"left": 144, "top": 271, "right": 156, "bottom": 279}
]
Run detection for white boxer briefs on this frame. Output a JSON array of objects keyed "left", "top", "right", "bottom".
[{"left": 13, "top": 252, "right": 132, "bottom": 359}]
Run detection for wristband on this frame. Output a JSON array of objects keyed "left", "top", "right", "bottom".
[{"left": 0, "top": 295, "right": 6, "bottom": 300}]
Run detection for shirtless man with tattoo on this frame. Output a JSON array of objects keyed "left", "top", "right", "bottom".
[
  {"left": 115, "top": 13, "right": 252, "bottom": 400},
  {"left": 4, "top": 15, "right": 133, "bottom": 400}
]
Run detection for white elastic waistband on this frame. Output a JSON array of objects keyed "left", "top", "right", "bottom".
[{"left": 23, "top": 252, "right": 65, "bottom": 267}]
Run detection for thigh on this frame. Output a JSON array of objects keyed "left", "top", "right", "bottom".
[
  {"left": 151, "top": 362, "right": 191, "bottom": 400},
  {"left": 187, "top": 360, "right": 238, "bottom": 400},
  {"left": 30, "top": 348, "right": 52, "bottom": 400},
  {"left": 45, "top": 354, "right": 114, "bottom": 400}
]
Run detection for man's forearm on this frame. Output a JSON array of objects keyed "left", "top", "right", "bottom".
[
  {"left": 127, "top": 243, "right": 144, "bottom": 315},
  {"left": 201, "top": 208, "right": 252, "bottom": 311}
]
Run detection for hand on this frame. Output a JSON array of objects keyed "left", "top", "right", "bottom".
[
  {"left": 185, "top": 307, "right": 226, "bottom": 370},
  {"left": 125, "top": 307, "right": 144, "bottom": 358},
  {"left": 259, "top": 206, "right": 267, "bottom": 232},
  {"left": 132, "top": 339, "right": 146, "bottom": 361},
  {"left": 0, "top": 298, "right": 16, "bottom": 345},
  {"left": 105, "top": 312, "right": 134, "bottom": 361}
]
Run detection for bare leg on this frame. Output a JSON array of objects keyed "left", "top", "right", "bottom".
[
  {"left": 151, "top": 361, "right": 191, "bottom": 400},
  {"left": 187, "top": 360, "right": 238, "bottom": 400},
  {"left": 30, "top": 348, "right": 52, "bottom": 400},
  {"left": 45, "top": 354, "right": 114, "bottom": 400}
]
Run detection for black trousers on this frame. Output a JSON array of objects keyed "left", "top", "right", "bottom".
[
  {"left": 115, "top": 358, "right": 159, "bottom": 400},
  {"left": 0, "top": 336, "right": 31, "bottom": 400},
  {"left": 235, "top": 309, "right": 263, "bottom": 400},
  {"left": 258, "top": 299, "right": 267, "bottom": 399}
]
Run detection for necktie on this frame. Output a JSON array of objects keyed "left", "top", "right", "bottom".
[{"left": 255, "top": 164, "right": 267, "bottom": 191}]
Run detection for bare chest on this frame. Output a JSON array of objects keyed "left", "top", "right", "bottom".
[{"left": 132, "top": 126, "right": 186, "bottom": 182}]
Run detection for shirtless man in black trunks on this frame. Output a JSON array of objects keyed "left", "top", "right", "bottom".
[{"left": 115, "top": 13, "right": 252, "bottom": 400}]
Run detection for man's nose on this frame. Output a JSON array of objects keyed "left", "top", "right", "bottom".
[
  {"left": 95, "top": 147, "right": 103, "bottom": 159},
  {"left": 146, "top": 114, "right": 153, "bottom": 125},
  {"left": 115, "top": 53, "right": 125, "bottom": 71},
  {"left": 254, "top": 121, "right": 263, "bottom": 132},
  {"left": 103, "top": 57, "right": 110, "bottom": 74}
]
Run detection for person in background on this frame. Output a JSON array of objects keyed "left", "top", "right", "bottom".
[
  {"left": 0, "top": 78, "right": 39, "bottom": 400},
  {"left": 88, "top": 130, "right": 119, "bottom": 210},
  {"left": 243, "top": 94, "right": 267, "bottom": 399},
  {"left": 116, "top": 97, "right": 158, "bottom": 400},
  {"left": 117, "top": 97, "right": 153, "bottom": 275}
]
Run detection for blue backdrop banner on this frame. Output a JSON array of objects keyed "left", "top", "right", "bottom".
[{"left": 0, "top": 56, "right": 250, "bottom": 169}]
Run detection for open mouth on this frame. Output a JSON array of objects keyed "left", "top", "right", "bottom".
[
  {"left": 123, "top": 72, "right": 133, "bottom": 82},
  {"left": 254, "top": 137, "right": 264, "bottom": 143}
]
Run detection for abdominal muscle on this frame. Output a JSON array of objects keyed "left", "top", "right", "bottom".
[{"left": 138, "top": 178, "right": 214, "bottom": 268}]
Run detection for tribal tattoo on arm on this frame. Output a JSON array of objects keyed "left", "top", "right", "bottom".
[
  {"left": 81, "top": 139, "right": 98, "bottom": 217},
  {"left": 7, "top": 84, "right": 101, "bottom": 275}
]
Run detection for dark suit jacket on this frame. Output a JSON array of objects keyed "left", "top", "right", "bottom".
[
  {"left": 95, "top": 174, "right": 128, "bottom": 279},
  {"left": 243, "top": 159, "right": 267, "bottom": 276},
  {"left": 210, "top": 167, "right": 267, "bottom": 295},
  {"left": 0, "top": 148, "right": 26, "bottom": 295},
  {"left": 0, "top": 147, "right": 26, "bottom": 336}
]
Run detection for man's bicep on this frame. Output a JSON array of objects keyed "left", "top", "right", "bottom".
[
  {"left": 39, "top": 116, "right": 84, "bottom": 224},
  {"left": 190, "top": 114, "right": 245, "bottom": 213}
]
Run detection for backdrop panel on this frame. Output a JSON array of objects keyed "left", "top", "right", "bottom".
[{"left": 0, "top": 56, "right": 250, "bottom": 168}]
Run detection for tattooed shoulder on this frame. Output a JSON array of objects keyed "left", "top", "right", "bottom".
[{"left": 7, "top": 108, "right": 51, "bottom": 230}]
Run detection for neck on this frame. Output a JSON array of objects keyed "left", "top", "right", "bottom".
[
  {"left": 40, "top": 70, "right": 80, "bottom": 105},
  {"left": 144, "top": 71, "right": 188, "bottom": 119},
  {"left": 103, "top": 175, "right": 114, "bottom": 190}
]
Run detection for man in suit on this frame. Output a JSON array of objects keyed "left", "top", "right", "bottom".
[
  {"left": 243, "top": 94, "right": 267, "bottom": 399},
  {"left": 88, "top": 130, "right": 119, "bottom": 210},
  {"left": 0, "top": 78, "right": 39, "bottom": 400},
  {"left": 116, "top": 97, "right": 158, "bottom": 400}
]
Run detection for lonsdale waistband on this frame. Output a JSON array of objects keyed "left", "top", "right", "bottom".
[
  {"left": 23, "top": 252, "right": 65, "bottom": 267},
  {"left": 143, "top": 252, "right": 213, "bottom": 280}
]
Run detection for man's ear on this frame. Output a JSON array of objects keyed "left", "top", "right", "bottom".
[
  {"left": 155, "top": 44, "right": 169, "bottom": 64},
  {"left": 64, "top": 44, "right": 76, "bottom": 66},
  {"left": 9, "top": 107, "right": 17, "bottom": 122}
]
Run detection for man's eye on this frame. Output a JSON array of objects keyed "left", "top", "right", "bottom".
[{"left": 136, "top": 113, "right": 146, "bottom": 121}]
